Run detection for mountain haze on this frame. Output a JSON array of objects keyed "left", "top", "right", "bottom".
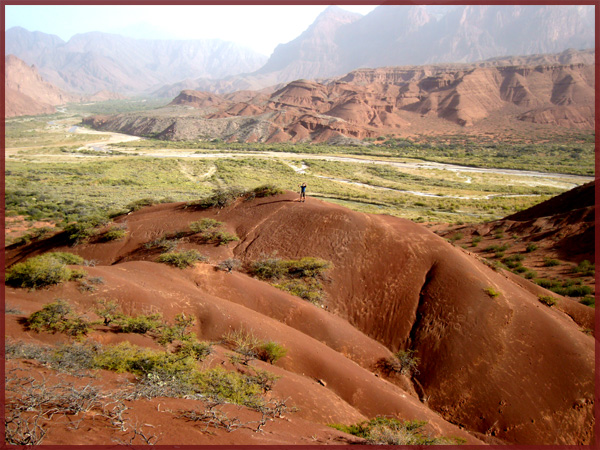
[
  {"left": 5, "top": 5, "right": 594, "bottom": 97},
  {"left": 4, "top": 54, "right": 79, "bottom": 117},
  {"left": 154, "top": 4, "right": 595, "bottom": 96},
  {"left": 5, "top": 26, "right": 267, "bottom": 95}
]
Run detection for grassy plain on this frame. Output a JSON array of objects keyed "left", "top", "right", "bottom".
[{"left": 4, "top": 101, "right": 595, "bottom": 242}]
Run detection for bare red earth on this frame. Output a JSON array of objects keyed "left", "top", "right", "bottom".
[{"left": 4, "top": 191, "right": 595, "bottom": 445}]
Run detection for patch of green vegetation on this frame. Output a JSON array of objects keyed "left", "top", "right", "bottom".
[
  {"left": 63, "top": 214, "right": 111, "bottom": 244},
  {"left": 157, "top": 250, "right": 207, "bottom": 268},
  {"left": 471, "top": 235, "right": 482, "bottom": 247},
  {"left": 484, "top": 287, "right": 500, "bottom": 298},
  {"left": 525, "top": 243, "right": 538, "bottom": 253},
  {"left": 6, "top": 253, "right": 86, "bottom": 289},
  {"left": 329, "top": 417, "right": 465, "bottom": 445},
  {"left": 99, "top": 225, "right": 128, "bottom": 241},
  {"left": 250, "top": 255, "right": 332, "bottom": 305},
  {"left": 448, "top": 232, "right": 463, "bottom": 243},
  {"left": 115, "top": 313, "right": 163, "bottom": 334},
  {"left": 543, "top": 257, "right": 561, "bottom": 267},
  {"left": 223, "top": 329, "right": 288, "bottom": 365},
  {"left": 189, "top": 218, "right": 239, "bottom": 245},
  {"left": 26, "top": 299, "right": 91, "bottom": 337},
  {"left": 579, "top": 295, "right": 595, "bottom": 308},
  {"left": 572, "top": 260, "right": 595, "bottom": 277},
  {"left": 534, "top": 278, "right": 593, "bottom": 297},
  {"left": 538, "top": 295, "right": 557, "bottom": 307}
]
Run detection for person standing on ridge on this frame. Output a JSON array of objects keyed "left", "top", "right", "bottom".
[{"left": 299, "top": 182, "right": 307, "bottom": 202}]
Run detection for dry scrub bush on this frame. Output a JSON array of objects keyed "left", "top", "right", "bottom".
[
  {"left": 27, "top": 299, "right": 91, "bottom": 337},
  {"left": 223, "top": 329, "right": 288, "bottom": 365},
  {"left": 6, "top": 254, "right": 86, "bottom": 289},
  {"left": 157, "top": 249, "right": 207, "bottom": 268},
  {"left": 330, "top": 417, "right": 465, "bottom": 445}
]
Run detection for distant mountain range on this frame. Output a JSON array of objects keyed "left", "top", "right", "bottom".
[
  {"left": 5, "top": 4, "right": 594, "bottom": 97},
  {"left": 5, "top": 26, "right": 267, "bottom": 95}
]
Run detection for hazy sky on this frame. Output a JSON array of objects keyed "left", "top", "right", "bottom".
[{"left": 5, "top": 4, "right": 378, "bottom": 56}]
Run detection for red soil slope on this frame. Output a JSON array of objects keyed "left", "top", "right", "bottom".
[{"left": 4, "top": 192, "right": 594, "bottom": 445}]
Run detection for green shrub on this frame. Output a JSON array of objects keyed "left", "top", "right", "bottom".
[
  {"left": 524, "top": 270, "right": 537, "bottom": 279},
  {"left": 580, "top": 295, "right": 595, "bottom": 308},
  {"left": 389, "top": 349, "right": 420, "bottom": 376},
  {"left": 471, "top": 236, "right": 482, "bottom": 247},
  {"left": 538, "top": 295, "right": 557, "bottom": 307},
  {"left": 251, "top": 184, "right": 284, "bottom": 198},
  {"left": 157, "top": 250, "right": 207, "bottom": 268},
  {"left": 45, "top": 252, "right": 84, "bottom": 265},
  {"left": 125, "top": 198, "right": 156, "bottom": 212},
  {"left": 223, "top": 329, "right": 261, "bottom": 359},
  {"left": 217, "top": 258, "right": 242, "bottom": 272},
  {"left": 534, "top": 278, "right": 592, "bottom": 297},
  {"left": 448, "top": 232, "right": 463, "bottom": 243},
  {"left": 256, "top": 341, "right": 288, "bottom": 364},
  {"left": 144, "top": 236, "right": 179, "bottom": 251},
  {"left": 175, "top": 340, "right": 213, "bottom": 361},
  {"left": 115, "top": 313, "right": 163, "bottom": 334},
  {"left": 189, "top": 187, "right": 246, "bottom": 209},
  {"left": 483, "top": 243, "right": 510, "bottom": 253},
  {"left": 63, "top": 214, "right": 109, "bottom": 244},
  {"left": 543, "top": 257, "right": 560, "bottom": 267},
  {"left": 250, "top": 255, "right": 287, "bottom": 280},
  {"left": 215, "top": 231, "right": 239, "bottom": 245},
  {"left": 189, "top": 218, "right": 222, "bottom": 233},
  {"left": 330, "top": 417, "right": 463, "bottom": 445},
  {"left": 525, "top": 243, "right": 538, "bottom": 252},
  {"left": 484, "top": 287, "right": 500, "bottom": 298},
  {"left": 158, "top": 313, "right": 196, "bottom": 344},
  {"left": 6, "top": 254, "right": 84, "bottom": 289},
  {"left": 285, "top": 257, "right": 332, "bottom": 278},
  {"left": 274, "top": 279, "right": 324, "bottom": 304},
  {"left": 195, "top": 367, "right": 264, "bottom": 408},
  {"left": 100, "top": 226, "right": 127, "bottom": 241},
  {"left": 573, "top": 260, "right": 595, "bottom": 277},
  {"left": 93, "top": 341, "right": 195, "bottom": 376},
  {"left": 94, "top": 299, "right": 120, "bottom": 325},
  {"left": 27, "top": 299, "right": 91, "bottom": 337}
]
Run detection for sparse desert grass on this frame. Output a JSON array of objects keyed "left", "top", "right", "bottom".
[
  {"left": 543, "top": 257, "right": 561, "bottom": 267},
  {"left": 223, "top": 329, "right": 288, "bottom": 365},
  {"left": 250, "top": 255, "right": 332, "bottom": 305},
  {"left": 572, "top": 260, "right": 595, "bottom": 277},
  {"left": 189, "top": 218, "right": 239, "bottom": 245},
  {"left": 534, "top": 278, "right": 593, "bottom": 297},
  {"left": 525, "top": 243, "right": 538, "bottom": 252},
  {"left": 330, "top": 417, "right": 465, "bottom": 445},
  {"left": 579, "top": 295, "right": 595, "bottom": 308},
  {"left": 99, "top": 225, "right": 128, "bottom": 241}
]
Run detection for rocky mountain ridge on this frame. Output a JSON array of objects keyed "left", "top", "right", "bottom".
[
  {"left": 5, "top": 5, "right": 594, "bottom": 96},
  {"left": 155, "top": 4, "right": 595, "bottom": 96},
  {"left": 84, "top": 55, "right": 595, "bottom": 143}
]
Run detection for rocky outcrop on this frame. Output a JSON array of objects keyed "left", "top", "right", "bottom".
[{"left": 85, "top": 58, "right": 595, "bottom": 142}]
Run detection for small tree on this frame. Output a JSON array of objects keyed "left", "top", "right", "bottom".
[
  {"left": 218, "top": 258, "right": 242, "bottom": 273},
  {"left": 94, "top": 299, "right": 120, "bottom": 326}
]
